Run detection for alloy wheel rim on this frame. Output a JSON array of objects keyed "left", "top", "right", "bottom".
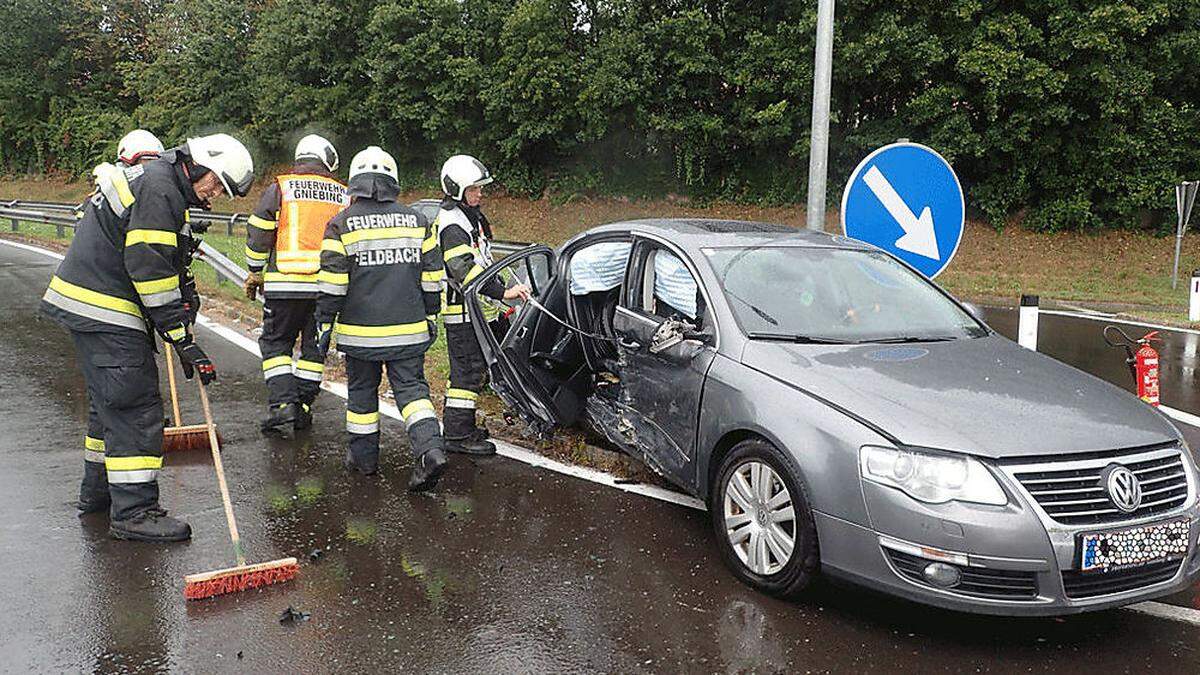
[{"left": 723, "top": 460, "right": 796, "bottom": 576}]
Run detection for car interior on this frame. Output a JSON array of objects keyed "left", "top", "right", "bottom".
[{"left": 488, "top": 237, "right": 706, "bottom": 428}]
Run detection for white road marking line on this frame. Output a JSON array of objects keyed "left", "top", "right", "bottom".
[
  {"left": 1038, "top": 309, "right": 1200, "bottom": 337},
  {"left": 1160, "top": 405, "right": 1200, "bottom": 429},
  {"left": 7, "top": 236, "right": 1200, "bottom": 625}
]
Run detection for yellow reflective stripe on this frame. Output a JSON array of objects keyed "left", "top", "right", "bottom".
[
  {"left": 131, "top": 275, "right": 179, "bottom": 295},
  {"left": 264, "top": 272, "right": 317, "bottom": 282},
  {"left": 48, "top": 276, "right": 142, "bottom": 317},
  {"left": 422, "top": 269, "right": 445, "bottom": 282},
  {"left": 334, "top": 321, "right": 428, "bottom": 337},
  {"left": 445, "top": 388, "right": 478, "bottom": 401},
  {"left": 125, "top": 229, "right": 177, "bottom": 247},
  {"left": 295, "top": 359, "right": 323, "bottom": 373},
  {"left": 422, "top": 235, "right": 437, "bottom": 253},
  {"left": 317, "top": 270, "right": 348, "bottom": 285},
  {"left": 442, "top": 304, "right": 465, "bottom": 315},
  {"left": 248, "top": 215, "right": 277, "bottom": 231},
  {"left": 321, "top": 238, "right": 346, "bottom": 255},
  {"left": 104, "top": 455, "right": 163, "bottom": 471},
  {"left": 346, "top": 410, "right": 380, "bottom": 424},
  {"left": 443, "top": 244, "right": 475, "bottom": 260},
  {"left": 341, "top": 226, "right": 426, "bottom": 245},
  {"left": 463, "top": 264, "right": 485, "bottom": 284},
  {"left": 245, "top": 246, "right": 270, "bottom": 261},
  {"left": 262, "top": 355, "right": 292, "bottom": 371},
  {"left": 401, "top": 399, "right": 435, "bottom": 419},
  {"left": 85, "top": 436, "right": 106, "bottom": 452},
  {"left": 165, "top": 326, "right": 187, "bottom": 342},
  {"left": 111, "top": 171, "right": 135, "bottom": 207}
]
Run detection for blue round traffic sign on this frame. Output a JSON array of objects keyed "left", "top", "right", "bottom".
[{"left": 841, "top": 142, "right": 964, "bottom": 278}]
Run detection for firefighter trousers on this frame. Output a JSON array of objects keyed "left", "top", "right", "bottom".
[
  {"left": 444, "top": 322, "right": 487, "bottom": 439},
  {"left": 71, "top": 329, "right": 163, "bottom": 520},
  {"left": 345, "top": 352, "right": 443, "bottom": 471},
  {"left": 258, "top": 297, "right": 324, "bottom": 409}
]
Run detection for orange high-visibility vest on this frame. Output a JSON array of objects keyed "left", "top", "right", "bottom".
[{"left": 274, "top": 174, "right": 348, "bottom": 274}]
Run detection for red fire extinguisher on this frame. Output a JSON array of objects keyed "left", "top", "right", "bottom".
[{"left": 1104, "top": 326, "right": 1161, "bottom": 407}]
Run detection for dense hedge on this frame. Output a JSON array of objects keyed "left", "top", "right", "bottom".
[{"left": 1, "top": 0, "right": 1198, "bottom": 230}]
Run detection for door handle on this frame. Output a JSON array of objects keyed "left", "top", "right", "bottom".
[{"left": 618, "top": 337, "right": 642, "bottom": 350}]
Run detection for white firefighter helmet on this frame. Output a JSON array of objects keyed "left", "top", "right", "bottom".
[
  {"left": 186, "top": 133, "right": 254, "bottom": 198},
  {"left": 349, "top": 146, "right": 398, "bottom": 181},
  {"left": 294, "top": 134, "right": 339, "bottom": 172},
  {"left": 117, "top": 129, "right": 163, "bottom": 165},
  {"left": 440, "top": 154, "right": 492, "bottom": 201}
]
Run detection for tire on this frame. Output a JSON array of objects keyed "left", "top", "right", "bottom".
[{"left": 710, "top": 438, "right": 819, "bottom": 599}]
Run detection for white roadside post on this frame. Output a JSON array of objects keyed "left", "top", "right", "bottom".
[
  {"left": 1172, "top": 181, "right": 1198, "bottom": 289},
  {"left": 1190, "top": 270, "right": 1200, "bottom": 322},
  {"left": 1018, "top": 295, "right": 1039, "bottom": 351}
]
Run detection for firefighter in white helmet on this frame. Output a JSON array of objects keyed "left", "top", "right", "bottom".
[
  {"left": 437, "top": 155, "right": 530, "bottom": 455},
  {"left": 42, "top": 133, "right": 253, "bottom": 542},
  {"left": 314, "top": 146, "right": 448, "bottom": 489},
  {"left": 244, "top": 134, "right": 347, "bottom": 433}
]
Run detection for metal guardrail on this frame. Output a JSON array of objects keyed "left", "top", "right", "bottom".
[{"left": 0, "top": 199, "right": 527, "bottom": 290}]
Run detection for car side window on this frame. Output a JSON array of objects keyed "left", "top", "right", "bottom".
[{"left": 635, "top": 246, "right": 705, "bottom": 327}]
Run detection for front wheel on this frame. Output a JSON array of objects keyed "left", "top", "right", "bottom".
[{"left": 711, "top": 439, "right": 819, "bottom": 598}]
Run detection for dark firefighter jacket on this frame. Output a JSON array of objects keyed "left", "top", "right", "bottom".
[
  {"left": 438, "top": 200, "right": 505, "bottom": 324},
  {"left": 315, "top": 173, "right": 444, "bottom": 359},
  {"left": 245, "top": 161, "right": 348, "bottom": 299},
  {"left": 41, "top": 149, "right": 205, "bottom": 344}
]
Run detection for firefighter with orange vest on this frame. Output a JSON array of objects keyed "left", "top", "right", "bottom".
[{"left": 244, "top": 135, "right": 348, "bottom": 433}]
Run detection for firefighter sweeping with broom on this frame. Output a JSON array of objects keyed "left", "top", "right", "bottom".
[
  {"left": 313, "top": 146, "right": 449, "bottom": 489},
  {"left": 42, "top": 133, "right": 254, "bottom": 542},
  {"left": 244, "top": 134, "right": 347, "bottom": 434}
]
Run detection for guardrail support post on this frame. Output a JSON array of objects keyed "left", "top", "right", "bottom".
[
  {"left": 9, "top": 218, "right": 17, "bottom": 232},
  {"left": 55, "top": 223, "right": 64, "bottom": 237},
  {"left": 1018, "top": 294, "right": 1039, "bottom": 351}
]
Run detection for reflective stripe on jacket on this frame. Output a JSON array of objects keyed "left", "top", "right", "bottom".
[{"left": 437, "top": 202, "right": 506, "bottom": 324}]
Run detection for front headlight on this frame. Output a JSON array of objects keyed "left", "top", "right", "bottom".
[{"left": 860, "top": 446, "right": 1007, "bottom": 506}]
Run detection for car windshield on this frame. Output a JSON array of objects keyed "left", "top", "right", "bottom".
[{"left": 703, "top": 245, "right": 986, "bottom": 343}]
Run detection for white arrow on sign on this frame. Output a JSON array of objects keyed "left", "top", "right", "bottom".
[{"left": 862, "top": 165, "right": 940, "bottom": 260}]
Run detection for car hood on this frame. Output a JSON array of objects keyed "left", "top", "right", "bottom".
[{"left": 740, "top": 335, "right": 1179, "bottom": 459}]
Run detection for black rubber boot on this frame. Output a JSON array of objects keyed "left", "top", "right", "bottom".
[
  {"left": 470, "top": 424, "right": 490, "bottom": 442},
  {"left": 110, "top": 507, "right": 192, "bottom": 542},
  {"left": 344, "top": 448, "right": 379, "bottom": 476},
  {"left": 408, "top": 447, "right": 448, "bottom": 492},
  {"left": 77, "top": 462, "right": 111, "bottom": 514},
  {"left": 445, "top": 437, "right": 496, "bottom": 456},
  {"left": 260, "top": 402, "right": 297, "bottom": 434},
  {"left": 293, "top": 403, "right": 313, "bottom": 431}
]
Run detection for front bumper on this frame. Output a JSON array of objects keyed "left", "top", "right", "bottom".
[{"left": 815, "top": 479, "right": 1200, "bottom": 616}]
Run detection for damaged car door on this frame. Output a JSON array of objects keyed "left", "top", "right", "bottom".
[
  {"left": 608, "top": 241, "right": 717, "bottom": 488},
  {"left": 464, "top": 245, "right": 587, "bottom": 435}
]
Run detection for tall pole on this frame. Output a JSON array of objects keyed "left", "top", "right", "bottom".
[{"left": 806, "top": 0, "right": 836, "bottom": 231}]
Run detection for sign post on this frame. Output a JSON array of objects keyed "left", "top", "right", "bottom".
[
  {"left": 1173, "top": 181, "right": 1198, "bottom": 289},
  {"left": 841, "top": 142, "right": 965, "bottom": 279}
]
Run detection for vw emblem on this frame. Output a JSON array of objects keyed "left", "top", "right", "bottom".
[{"left": 1104, "top": 465, "right": 1143, "bottom": 513}]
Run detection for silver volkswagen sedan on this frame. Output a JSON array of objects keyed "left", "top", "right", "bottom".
[{"left": 463, "top": 219, "right": 1200, "bottom": 615}]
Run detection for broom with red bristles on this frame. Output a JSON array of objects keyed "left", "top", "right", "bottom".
[
  {"left": 162, "top": 343, "right": 221, "bottom": 452},
  {"left": 184, "top": 378, "right": 298, "bottom": 600}
]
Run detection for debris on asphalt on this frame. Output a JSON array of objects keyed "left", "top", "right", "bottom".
[
  {"left": 279, "top": 606, "right": 311, "bottom": 625},
  {"left": 309, "top": 548, "right": 324, "bottom": 561}
]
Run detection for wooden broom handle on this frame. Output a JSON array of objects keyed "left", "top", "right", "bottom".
[
  {"left": 196, "top": 379, "right": 245, "bottom": 567},
  {"left": 164, "top": 342, "right": 182, "bottom": 427}
]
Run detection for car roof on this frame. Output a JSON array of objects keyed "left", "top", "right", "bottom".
[{"left": 584, "top": 218, "right": 874, "bottom": 252}]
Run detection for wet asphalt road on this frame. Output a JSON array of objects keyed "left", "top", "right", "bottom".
[{"left": 3, "top": 240, "right": 1200, "bottom": 673}]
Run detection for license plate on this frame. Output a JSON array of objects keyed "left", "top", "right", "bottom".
[{"left": 1079, "top": 519, "right": 1190, "bottom": 573}]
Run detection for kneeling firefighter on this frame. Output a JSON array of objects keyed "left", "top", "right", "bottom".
[
  {"left": 437, "top": 155, "right": 530, "bottom": 455},
  {"left": 314, "top": 146, "right": 449, "bottom": 490},
  {"left": 244, "top": 134, "right": 348, "bottom": 433},
  {"left": 42, "top": 133, "right": 254, "bottom": 541}
]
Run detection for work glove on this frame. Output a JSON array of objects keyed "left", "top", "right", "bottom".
[
  {"left": 426, "top": 315, "right": 439, "bottom": 342},
  {"left": 176, "top": 339, "right": 217, "bottom": 385},
  {"left": 243, "top": 271, "right": 264, "bottom": 301},
  {"left": 315, "top": 321, "right": 334, "bottom": 358}
]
